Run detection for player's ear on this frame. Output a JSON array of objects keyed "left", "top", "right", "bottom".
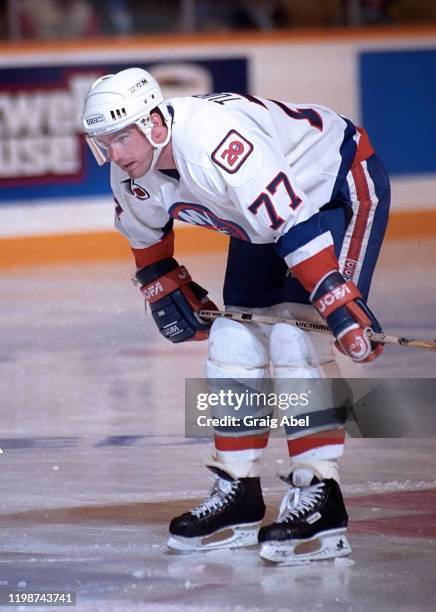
[
  {"left": 150, "top": 111, "right": 163, "bottom": 128},
  {"left": 150, "top": 112, "right": 168, "bottom": 143}
]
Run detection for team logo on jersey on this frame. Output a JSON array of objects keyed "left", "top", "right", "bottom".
[
  {"left": 168, "top": 202, "right": 250, "bottom": 241},
  {"left": 211, "top": 130, "right": 253, "bottom": 174},
  {"left": 121, "top": 178, "right": 150, "bottom": 200}
]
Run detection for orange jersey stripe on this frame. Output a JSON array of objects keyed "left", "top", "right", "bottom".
[
  {"left": 214, "top": 433, "right": 269, "bottom": 451},
  {"left": 287, "top": 428, "right": 345, "bottom": 457},
  {"left": 346, "top": 164, "right": 373, "bottom": 266},
  {"left": 353, "top": 128, "right": 375, "bottom": 167},
  {"left": 132, "top": 230, "right": 175, "bottom": 269},
  {"left": 291, "top": 245, "right": 339, "bottom": 293}
]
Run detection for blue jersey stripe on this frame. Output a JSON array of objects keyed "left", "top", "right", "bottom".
[
  {"left": 331, "top": 117, "right": 358, "bottom": 200},
  {"left": 275, "top": 212, "right": 327, "bottom": 259}
]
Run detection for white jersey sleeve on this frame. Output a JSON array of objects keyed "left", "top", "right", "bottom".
[
  {"left": 110, "top": 164, "right": 172, "bottom": 249},
  {"left": 110, "top": 164, "right": 176, "bottom": 269}
]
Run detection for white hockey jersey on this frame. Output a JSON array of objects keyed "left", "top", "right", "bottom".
[{"left": 111, "top": 93, "right": 373, "bottom": 286}]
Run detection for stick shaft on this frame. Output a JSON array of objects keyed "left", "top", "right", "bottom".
[{"left": 199, "top": 309, "right": 436, "bottom": 351}]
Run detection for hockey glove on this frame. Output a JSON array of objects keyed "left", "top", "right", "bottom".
[
  {"left": 136, "top": 257, "right": 217, "bottom": 343},
  {"left": 311, "top": 271, "right": 383, "bottom": 363}
]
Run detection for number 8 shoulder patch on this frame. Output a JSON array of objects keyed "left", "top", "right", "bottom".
[{"left": 211, "top": 129, "right": 254, "bottom": 174}]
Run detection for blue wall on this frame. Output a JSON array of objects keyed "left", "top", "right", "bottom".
[{"left": 360, "top": 48, "right": 436, "bottom": 176}]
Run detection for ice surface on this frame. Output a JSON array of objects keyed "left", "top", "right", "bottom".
[{"left": 1, "top": 243, "right": 436, "bottom": 611}]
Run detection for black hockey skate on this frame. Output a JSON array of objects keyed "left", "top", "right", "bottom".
[
  {"left": 167, "top": 464, "right": 265, "bottom": 552},
  {"left": 258, "top": 477, "right": 351, "bottom": 565}
]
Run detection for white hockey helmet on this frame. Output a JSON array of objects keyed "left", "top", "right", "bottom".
[{"left": 81, "top": 67, "right": 172, "bottom": 171}]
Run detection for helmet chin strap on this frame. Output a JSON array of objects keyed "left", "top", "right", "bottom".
[{"left": 138, "top": 114, "right": 172, "bottom": 174}]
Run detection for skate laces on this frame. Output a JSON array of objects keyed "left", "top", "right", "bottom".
[
  {"left": 191, "top": 476, "right": 238, "bottom": 517},
  {"left": 278, "top": 482, "right": 325, "bottom": 523}
]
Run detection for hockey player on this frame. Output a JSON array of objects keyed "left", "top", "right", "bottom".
[{"left": 82, "top": 67, "right": 390, "bottom": 564}]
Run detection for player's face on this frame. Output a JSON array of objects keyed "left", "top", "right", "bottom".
[{"left": 95, "top": 125, "right": 153, "bottom": 178}]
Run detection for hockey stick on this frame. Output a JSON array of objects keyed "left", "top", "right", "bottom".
[{"left": 199, "top": 309, "right": 436, "bottom": 351}]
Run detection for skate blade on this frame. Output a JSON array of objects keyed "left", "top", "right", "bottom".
[
  {"left": 260, "top": 528, "right": 352, "bottom": 566},
  {"left": 167, "top": 522, "right": 261, "bottom": 552}
]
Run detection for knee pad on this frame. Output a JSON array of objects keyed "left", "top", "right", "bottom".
[
  {"left": 207, "top": 317, "right": 270, "bottom": 379},
  {"left": 270, "top": 303, "right": 339, "bottom": 378}
]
